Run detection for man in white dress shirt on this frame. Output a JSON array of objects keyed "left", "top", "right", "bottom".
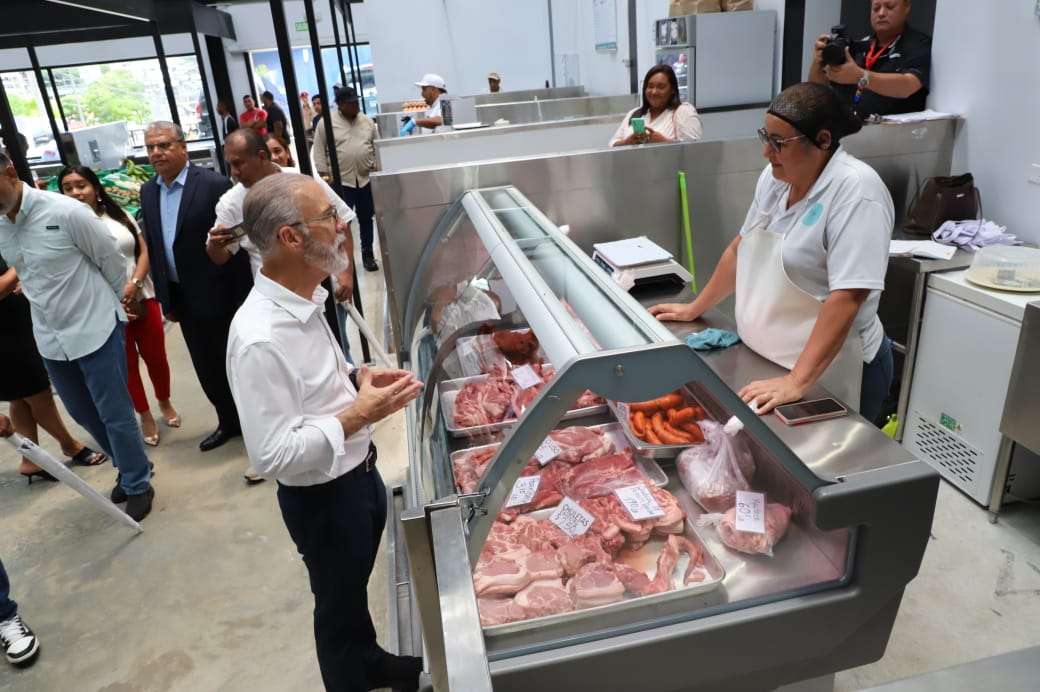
[
  {"left": 0, "top": 151, "right": 154, "bottom": 520},
  {"left": 412, "top": 73, "right": 446, "bottom": 134},
  {"left": 226, "top": 173, "right": 424, "bottom": 691}
]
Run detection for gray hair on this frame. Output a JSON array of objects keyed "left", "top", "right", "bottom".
[
  {"left": 242, "top": 173, "right": 314, "bottom": 257},
  {"left": 145, "top": 121, "right": 185, "bottom": 141}
]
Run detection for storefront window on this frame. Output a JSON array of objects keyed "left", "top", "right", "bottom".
[
  {"left": 0, "top": 70, "right": 61, "bottom": 162},
  {"left": 51, "top": 55, "right": 209, "bottom": 144},
  {"left": 249, "top": 44, "right": 378, "bottom": 125}
]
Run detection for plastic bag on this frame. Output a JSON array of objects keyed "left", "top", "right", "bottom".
[
  {"left": 677, "top": 417, "right": 755, "bottom": 512},
  {"left": 699, "top": 502, "right": 792, "bottom": 557}
]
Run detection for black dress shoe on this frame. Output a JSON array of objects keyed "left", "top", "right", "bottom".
[
  {"left": 362, "top": 250, "right": 379, "bottom": 272},
  {"left": 368, "top": 654, "right": 423, "bottom": 692},
  {"left": 110, "top": 484, "right": 127, "bottom": 504},
  {"left": 125, "top": 487, "right": 155, "bottom": 521},
  {"left": 199, "top": 429, "right": 238, "bottom": 452}
]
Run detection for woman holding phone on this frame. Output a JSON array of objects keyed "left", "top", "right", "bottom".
[
  {"left": 59, "top": 166, "right": 180, "bottom": 446},
  {"left": 609, "top": 64, "right": 703, "bottom": 147}
]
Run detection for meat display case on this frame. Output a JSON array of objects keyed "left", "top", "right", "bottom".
[{"left": 388, "top": 185, "right": 939, "bottom": 692}]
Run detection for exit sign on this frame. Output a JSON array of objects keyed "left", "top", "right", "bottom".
[{"left": 294, "top": 21, "right": 308, "bottom": 32}]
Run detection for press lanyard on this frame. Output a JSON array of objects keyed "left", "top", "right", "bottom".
[{"left": 864, "top": 37, "right": 897, "bottom": 71}]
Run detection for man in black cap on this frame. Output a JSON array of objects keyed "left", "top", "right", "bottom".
[{"left": 311, "top": 86, "right": 380, "bottom": 272}]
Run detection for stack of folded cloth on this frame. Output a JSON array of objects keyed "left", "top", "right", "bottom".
[{"left": 933, "top": 219, "right": 1019, "bottom": 252}]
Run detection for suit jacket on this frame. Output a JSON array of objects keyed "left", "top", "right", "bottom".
[{"left": 140, "top": 164, "right": 252, "bottom": 321}]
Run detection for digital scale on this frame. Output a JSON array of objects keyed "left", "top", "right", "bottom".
[{"left": 591, "top": 236, "right": 693, "bottom": 291}]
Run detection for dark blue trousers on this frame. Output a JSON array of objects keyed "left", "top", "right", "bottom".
[{"left": 0, "top": 557, "right": 17, "bottom": 622}]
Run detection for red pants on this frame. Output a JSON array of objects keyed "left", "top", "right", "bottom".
[{"left": 125, "top": 298, "right": 172, "bottom": 413}]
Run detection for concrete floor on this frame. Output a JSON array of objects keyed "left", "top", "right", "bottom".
[{"left": 3, "top": 243, "right": 1040, "bottom": 690}]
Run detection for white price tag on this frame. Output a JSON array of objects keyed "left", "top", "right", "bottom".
[
  {"left": 613, "top": 483, "right": 664, "bottom": 521},
  {"left": 549, "top": 497, "right": 595, "bottom": 538},
  {"left": 505, "top": 475, "right": 541, "bottom": 508},
  {"left": 734, "top": 490, "right": 766, "bottom": 534},
  {"left": 456, "top": 340, "right": 482, "bottom": 377},
  {"left": 534, "top": 437, "right": 562, "bottom": 466},
  {"left": 511, "top": 364, "right": 541, "bottom": 390}
]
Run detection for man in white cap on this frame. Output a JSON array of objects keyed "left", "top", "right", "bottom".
[
  {"left": 488, "top": 72, "right": 502, "bottom": 93},
  {"left": 412, "top": 73, "right": 447, "bottom": 134}
]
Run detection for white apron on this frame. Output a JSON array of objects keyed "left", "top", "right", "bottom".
[{"left": 735, "top": 216, "right": 864, "bottom": 410}]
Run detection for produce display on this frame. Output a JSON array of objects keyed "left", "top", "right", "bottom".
[
  {"left": 46, "top": 159, "right": 153, "bottom": 217},
  {"left": 625, "top": 391, "right": 707, "bottom": 445}
]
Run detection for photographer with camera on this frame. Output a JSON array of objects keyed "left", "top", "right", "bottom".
[{"left": 809, "top": 0, "right": 931, "bottom": 120}]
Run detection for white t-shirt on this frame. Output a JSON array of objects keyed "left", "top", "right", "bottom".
[
  {"left": 421, "top": 96, "right": 443, "bottom": 134},
  {"left": 214, "top": 165, "right": 356, "bottom": 277},
  {"left": 609, "top": 103, "right": 703, "bottom": 146},
  {"left": 100, "top": 212, "right": 155, "bottom": 300},
  {"left": 738, "top": 147, "right": 894, "bottom": 361}
]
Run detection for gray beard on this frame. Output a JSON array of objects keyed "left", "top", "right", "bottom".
[{"left": 304, "top": 235, "right": 350, "bottom": 275}]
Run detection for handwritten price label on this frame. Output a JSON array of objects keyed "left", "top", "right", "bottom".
[
  {"left": 534, "top": 437, "right": 562, "bottom": 466},
  {"left": 549, "top": 497, "right": 594, "bottom": 538},
  {"left": 505, "top": 475, "right": 541, "bottom": 508},
  {"left": 734, "top": 490, "right": 765, "bottom": 534},
  {"left": 456, "top": 340, "right": 483, "bottom": 377},
  {"left": 511, "top": 364, "right": 541, "bottom": 390},
  {"left": 614, "top": 484, "right": 664, "bottom": 521}
]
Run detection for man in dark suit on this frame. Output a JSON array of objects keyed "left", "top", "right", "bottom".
[{"left": 140, "top": 121, "right": 252, "bottom": 452}]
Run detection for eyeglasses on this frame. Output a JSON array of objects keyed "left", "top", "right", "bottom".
[
  {"left": 293, "top": 207, "right": 339, "bottom": 230},
  {"left": 144, "top": 140, "right": 183, "bottom": 153},
  {"left": 757, "top": 128, "right": 806, "bottom": 153}
]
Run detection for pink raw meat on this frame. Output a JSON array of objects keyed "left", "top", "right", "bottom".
[
  {"left": 452, "top": 446, "right": 497, "bottom": 493},
  {"left": 473, "top": 547, "right": 531, "bottom": 596},
  {"left": 558, "top": 450, "right": 647, "bottom": 499},
  {"left": 556, "top": 535, "right": 611, "bottom": 576},
  {"left": 524, "top": 550, "right": 564, "bottom": 581},
  {"left": 511, "top": 364, "right": 604, "bottom": 416},
  {"left": 547, "top": 426, "right": 614, "bottom": 464},
  {"left": 613, "top": 563, "right": 656, "bottom": 596},
  {"left": 477, "top": 596, "right": 528, "bottom": 627},
  {"left": 498, "top": 462, "right": 565, "bottom": 522},
  {"left": 715, "top": 502, "right": 792, "bottom": 555},
  {"left": 576, "top": 390, "right": 606, "bottom": 408},
  {"left": 514, "top": 578, "right": 574, "bottom": 618},
  {"left": 453, "top": 373, "right": 517, "bottom": 428},
  {"left": 568, "top": 562, "right": 626, "bottom": 608},
  {"left": 648, "top": 485, "right": 686, "bottom": 535}
]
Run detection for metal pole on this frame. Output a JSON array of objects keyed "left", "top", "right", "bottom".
[
  {"left": 0, "top": 79, "right": 33, "bottom": 184},
  {"left": 188, "top": 1, "right": 224, "bottom": 174},
  {"left": 48, "top": 69, "right": 68, "bottom": 132},
  {"left": 268, "top": 0, "right": 311, "bottom": 173},
  {"left": 343, "top": 0, "right": 367, "bottom": 114},
  {"left": 27, "top": 46, "right": 67, "bottom": 167},
  {"left": 151, "top": 21, "right": 180, "bottom": 126},
  {"left": 328, "top": 0, "right": 348, "bottom": 87},
  {"left": 547, "top": 0, "right": 557, "bottom": 88},
  {"left": 339, "top": 0, "right": 362, "bottom": 100},
  {"left": 627, "top": 0, "right": 638, "bottom": 95},
  {"left": 244, "top": 53, "right": 258, "bottom": 101}
]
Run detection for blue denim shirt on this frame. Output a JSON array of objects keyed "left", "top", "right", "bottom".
[{"left": 158, "top": 163, "right": 190, "bottom": 283}]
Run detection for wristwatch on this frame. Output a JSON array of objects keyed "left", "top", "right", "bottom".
[
  {"left": 132, "top": 278, "right": 145, "bottom": 290},
  {"left": 857, "top": 70, "right": 872, "bottom": 91}
]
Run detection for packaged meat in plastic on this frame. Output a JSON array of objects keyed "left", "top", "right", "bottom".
[
  {"left": 699, "top": 501, "right": 792, "bottom": 557},
  {"left": 677, "top": 417, "right": 755, "bottom": 512}
]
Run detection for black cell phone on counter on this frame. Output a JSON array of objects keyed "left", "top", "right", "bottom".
[{"left": 775, "top": 398, "right": 848, "bottom": 426}]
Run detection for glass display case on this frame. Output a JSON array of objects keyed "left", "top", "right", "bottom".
[{"left": 394, "top": 186, "right": 939, "bottom": 691}]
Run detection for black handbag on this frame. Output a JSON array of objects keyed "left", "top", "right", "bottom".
[{"left": 904, "top": 173, "right": 982, "bottom": 235}]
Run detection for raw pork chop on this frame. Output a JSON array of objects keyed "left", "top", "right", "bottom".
[
  {"left": 511, "top": 365, "right": 604, "bottom": 416},
  {"left": 452, "top": 446, "right": 497, "bottom": 493},
  {"left": 556, "top": 535, "right": 611, "bottom": 576},
  {"left": 498, "top": 461, "right": 566, "bottom": 522},
  {"left": 558, "top": 450, "right": 647, "bottom": 499},
  {"left": 514, "top": 578, "right": 574, "bottom": 618},
  {"left": 547, "top": 426, "right": 614, "bottom": 464},
  {"left": 525, "top": 550, "right": 564, "bottom": 581},
  {"left": 568, "top": 562, "right": 626, "bottom": 608},
  {"left": 649, "top": 485, "right": 686, "bottom": 534},
  {"left": 714, "top": 502, "right": 792, "bottom": 555},
  {"left": 478, "top": 596, "right": 528, "bottom": 627},
  {"left": 473, "top": 547, "right": 531, "bottom": 596}
]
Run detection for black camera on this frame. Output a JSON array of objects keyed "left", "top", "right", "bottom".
[{"left": 821, "top": 25, "right": 850, "bottom": 66}]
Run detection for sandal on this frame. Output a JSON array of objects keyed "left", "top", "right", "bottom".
[
  {"left": 69, "top": 447, "right": 108, "bottom": 466},
  {"left": 143, "top": 433, "right": 160, "bottom": 447}
]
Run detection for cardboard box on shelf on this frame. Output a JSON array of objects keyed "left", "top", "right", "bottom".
[
  {"left": 669, "top": 0, "right": 722, "bottom": 17},
  {"left": 721, "top": 0, "right": 754, "bottom": 10}
]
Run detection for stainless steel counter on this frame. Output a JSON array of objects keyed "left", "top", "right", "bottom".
[
  {"left": 634, "top": 286, "right": 917, "bottom": 482},
  {"left": 1001, "top": 301, "right": 1040, "bottom": 455}
]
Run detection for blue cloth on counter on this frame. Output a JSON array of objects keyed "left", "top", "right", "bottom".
[{"left": 685, "top": 328, "right": 741, "bottom": 351}]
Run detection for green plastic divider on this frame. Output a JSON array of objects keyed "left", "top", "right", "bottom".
[{"left": 678, "top": 170, "right": 697, "bottom": 291}]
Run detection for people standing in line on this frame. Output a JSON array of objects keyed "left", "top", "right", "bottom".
[
  {"left": 216, "top": 99, "right": 239, "bottom": 141},
  {"left": 412, "top": 73, "right": 447, "bottom": 134},
  {"left": 227, "top": 173, "right": 424, "bottom": 692},
  {"left": 261, "top": 91, "right": 289, "bottom": 145},
  {"left": 487, "top": 71, "right": 502, "bottom": 93},
  {"left": 1, "top": 256, "right": 108, "bottom": 482},
  {"left": 0, "top": 414, "right": 42, "bottom": 667},
  {"left": 312, "top": 85, "right": 380, "bottom": 273},
  {"left": 610, "top": 65, "right": 703, "bottom": 147},
  {"left": 59, "top": 166, "right": 180, "bottom": 447},
  {"left": 265, "top": 133, "right": 294, "bottom": 168},
  {"left": 0, "top": 152, "right": 155, "bottom": 519},
  {"left": 239, "top": 95, "right": 268, "bottom": 137},
  {"left": 140, "top": 121, "right": 252, "bottom": 453}
]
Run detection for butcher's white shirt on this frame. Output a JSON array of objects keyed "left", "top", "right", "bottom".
[
  {"left": 609, "top": 103, "right": 703, "bottom": 146},
  {"left": 214, "top": 165, "right": 356, "bottom": 276},
  {"left": 226, "top": 271, "right": 372, "bottom": 486},
  {"left": 738, "top": 147, "right": 894, "bottom": 361},
  {"left": 421, "top": 96, "right": 443, "bottom": 134}
]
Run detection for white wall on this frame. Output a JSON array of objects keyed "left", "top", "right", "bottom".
[
  {"left": 551, "top": 0, "right": 634, "bottom": 96},
  {"left": 930, "top": 0, "right": 1040, "bottom": 245},
  {"left": 801, "top": 0, "right": 841, "bottom": 80}
]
